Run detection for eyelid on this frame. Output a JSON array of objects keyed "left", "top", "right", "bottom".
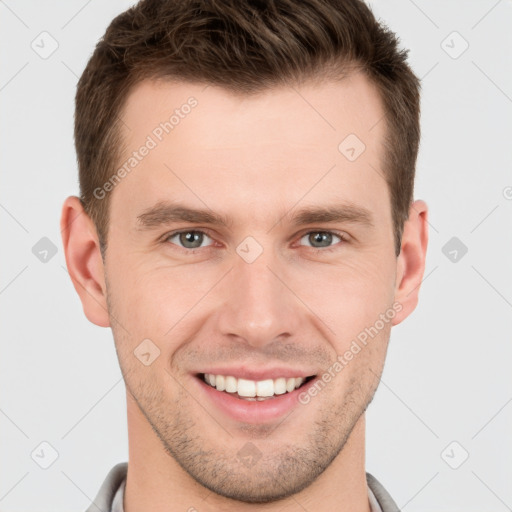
[
  {"left": 295, "top": 228, "right": 350, "bottom": 241},
  {"left": 295, "top": 229, "right": 350, "bottom": 251},
  {"left": 161, "top": 228, "right": 217, "bottom": 249},
  {"left": 161, "top": 227, "right": 350, "bottom": 252}
]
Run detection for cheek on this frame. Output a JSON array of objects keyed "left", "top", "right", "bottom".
[
  {"left": 110, "top": 261, "right": 221, "bottom": 349},
  {"left": 291, "top": 254, "right": 396, "bottom": 331},
  {"left": 108, "top": 238, "right": 396, "bottom": 346}
]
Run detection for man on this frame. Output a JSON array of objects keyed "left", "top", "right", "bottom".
[{"left": 60, "top": 0, "right": 428, "bottom": 510}]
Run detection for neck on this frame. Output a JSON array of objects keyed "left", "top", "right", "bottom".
[{"left": 124, "top": 392, "right": 371, "bottom": 512}]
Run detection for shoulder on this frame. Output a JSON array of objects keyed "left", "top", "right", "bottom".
[
  {"left": 366, "top": 472, "right": 401, "bottom": 512},
  {"left": 84, "top": 462, "right": 128, "bottom": 512}
]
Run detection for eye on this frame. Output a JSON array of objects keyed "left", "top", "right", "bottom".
[
  {"left": 164, "top": 230, "right": 215, "bottom": 250},
  {"left": 298, "top": 230, "right": 348, "bottom": 252},
  {"left": 161, "top": 229, "right": 348, "bottom": 253}
]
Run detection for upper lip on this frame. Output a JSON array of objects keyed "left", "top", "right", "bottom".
[{"left": 195, "top": 367, "right": 317, "bottom": 381}]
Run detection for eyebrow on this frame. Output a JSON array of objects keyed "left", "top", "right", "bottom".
[
  {"left": 135, "top": 200, "right": 374, "bottom": 231},
  {"left": 288, "top": 204, "right": 373, "bottom": 228},
  {"left": 136, "top": 202, "right": 233, "bottom": 230}
]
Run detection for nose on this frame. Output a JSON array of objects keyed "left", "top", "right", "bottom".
[{"left": 216, "top": 243, "right": 301, "bottom": 349}]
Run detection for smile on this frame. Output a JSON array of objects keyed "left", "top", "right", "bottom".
[{"left": 200, "top": 373, "right": 316, "bottom": 401}]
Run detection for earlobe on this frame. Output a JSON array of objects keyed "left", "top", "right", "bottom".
[
  {"left": 60, "top": 196, "right": 111, "bottom": 327},
  {"left": 391, "top": 199, "right": 429, "bottom": 326}
]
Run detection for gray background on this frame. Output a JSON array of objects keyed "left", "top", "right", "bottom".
[{"left": 1, "top": 0, "right": 511, "bottom": 510}]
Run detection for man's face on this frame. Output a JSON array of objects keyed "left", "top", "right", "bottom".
[{"left": 104, "top": 74, "right": 400, "bottom": 502}]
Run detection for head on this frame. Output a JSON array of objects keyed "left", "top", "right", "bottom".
[{"left": 62, "top": 0, "right": 428, "bottom": 505}]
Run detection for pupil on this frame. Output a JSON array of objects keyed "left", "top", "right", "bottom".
[
  {"left": 181, "top": 231, "right": 202, "bottom": 248},
  {"left": 311, "top": 232, "right": 331, "bottom": 247}
]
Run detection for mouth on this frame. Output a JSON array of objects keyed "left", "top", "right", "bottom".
[
  {"left": 193, "top": 370, "right": 320, "bottom": 423},
  {"left": 196, "top": 372, "right": 317, "bottom": 401}
]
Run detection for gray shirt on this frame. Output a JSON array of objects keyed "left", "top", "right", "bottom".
[{"left": 87, "top": 462, "right": 400, "bottom": 512}]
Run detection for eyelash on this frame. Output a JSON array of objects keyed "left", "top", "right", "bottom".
[{"left": 161, "top": 229, "right": 349, "bottom": 254}]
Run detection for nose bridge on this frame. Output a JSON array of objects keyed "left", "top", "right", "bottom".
[{"left": 218, "top": 240, "right": 295, "bottom": 346}]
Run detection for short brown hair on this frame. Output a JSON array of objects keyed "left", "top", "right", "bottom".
[{"left": 75, "top": 0, "right": 420, "bottom": 258}]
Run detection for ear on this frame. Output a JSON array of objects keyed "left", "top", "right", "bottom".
[
  {"left": 391, "top": 199, "right": 429, "bottom": 326},
  {"left": 60, "top": 196, "right": 110, "bottom": 327}
]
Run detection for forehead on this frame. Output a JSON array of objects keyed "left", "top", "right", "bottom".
[
  {"left": 112, "top": 74, "right": 388, "bottom": 227},
  {"left": 120, "top": 73, "right": 385, "bottom": 149}
]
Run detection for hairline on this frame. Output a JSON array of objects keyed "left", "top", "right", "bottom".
[{"left": 97, "top": 67, "right": 400, "bottom": 260}]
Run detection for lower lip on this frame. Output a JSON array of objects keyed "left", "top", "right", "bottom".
[{"left": 194, "top": 375, "right": 318, "bottom": 424}]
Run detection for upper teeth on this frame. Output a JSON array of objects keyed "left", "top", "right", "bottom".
[{"left": 203, "top": 373, "right": 306, "bottom": 397}]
